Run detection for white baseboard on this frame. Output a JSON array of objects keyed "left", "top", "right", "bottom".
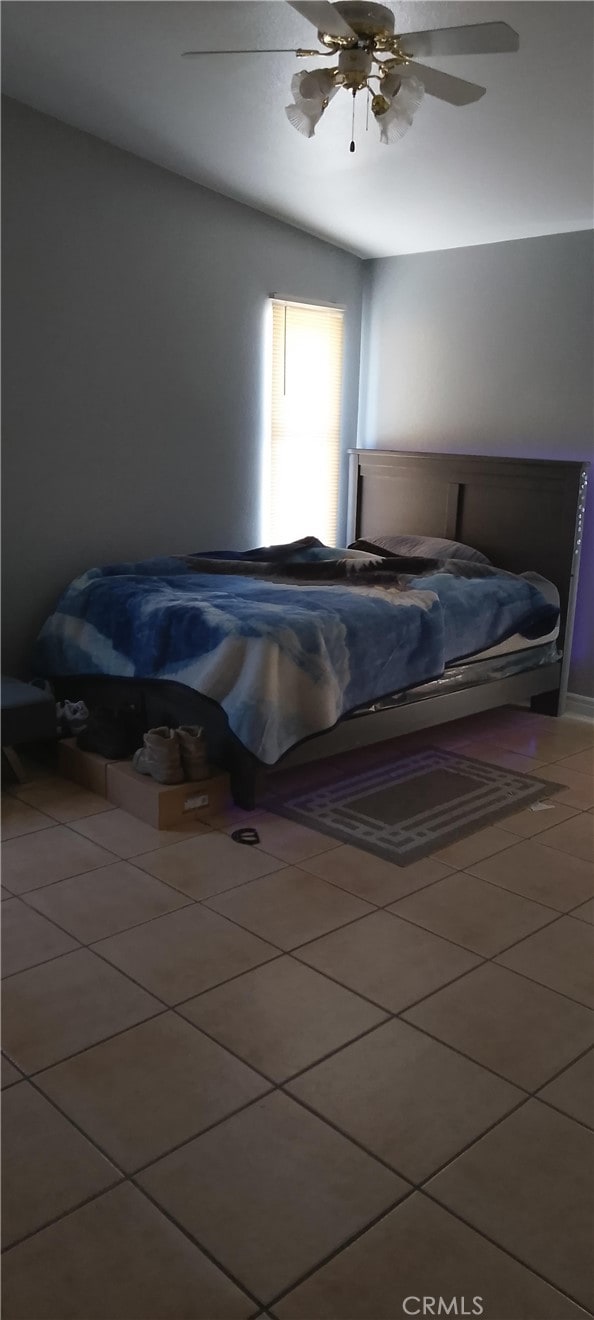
[{"left": 565, "top": 693, "right": 594, "bottom": 723}]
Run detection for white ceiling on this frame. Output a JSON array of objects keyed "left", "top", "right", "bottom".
[{"left": 2, "top": 1, "right": 593, "bottom": 257}]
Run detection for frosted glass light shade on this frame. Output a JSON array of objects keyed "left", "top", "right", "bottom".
[
  {"left": 285, "top": 67, "right": 337, "bottom": 137},
  {"left": 374, "top": 73, "right": 424, "bottom": 144}
]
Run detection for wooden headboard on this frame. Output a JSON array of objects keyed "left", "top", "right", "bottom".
[{"left": 347, "top": 449, "right": 588, "bottom": 678}]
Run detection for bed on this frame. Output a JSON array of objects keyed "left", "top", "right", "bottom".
[{"left": 39, "top": 450, "right": 588, "bottom": 806}]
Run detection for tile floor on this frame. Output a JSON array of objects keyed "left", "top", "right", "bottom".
[{"left": 1, "top": 707, "right": 593, "bottom": 1320}]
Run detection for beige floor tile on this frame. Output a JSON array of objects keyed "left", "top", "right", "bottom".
[
  {"left": 501, "top": 800, "right": 579, "bottom": 838},
  {"left": 12, "top": 775, "right": 112, "bottom": 822},
  {"left": 25, "top": 861, "right": 191, "bottom": 943},
  {"left": 428, "top": 1100, "right": 594, "bottom": 1312},
  {"left": 554, "top": 748, "right": 594, "bottom": 776},
  {"left": 209, "top": 804, "right": 276, "bottom": 833},
  {"left": 430, "top": 724, "right": 507, "bottom": 750},
  {"left": 537, "top": 812, "right": 594, "bottom": 863},
  {"left": 37, "top": 1012, "right": 269, "bottom": 1172},
  {"left": 212, "top": 808, "right": 340, "bottom": 865},
  {"left": 496, "top": 916, "right": 594, "bottom": 1008},
  {"left": 2, "top": 948, "right": 162, "bottom": 1073},
  {"left": 432, "top": 824, "right": 518, "bottom": 869},
  {"left": 1, "top": 825, "right": 117, "bottom": 895},
  {"left": 139, "top": 1090, "right": 406, "bottom": 1303},
  {"left": 571, "top": 898, "right": 594, "bottom": 924},
  {"left": 93, "top": 904, "right": 278, "bottom": 1004},
  {"left": 1, "top": 897, "right": 79, "bottom": 977},
  {"left": 1, "top": 1054, "right": 22, "bottom": 1088},
  {"left": 180, "top": 956, "right": 387, "bottom": 1082},
  {"left": 456, "top": 741, "right": 546, "bottom": 773},
  {"left": 468, "top": 838, "right": 594, "bottom": 911},
  {"left": 535, "top": 764, "right": 594, "bottom": 810},
  {"left": 389, "top": 872, "right": 555, "bottom": 957},
  {"left": 205, "top": 869, "right": 373, "bottom": 951},
  {"left": 299, "top": 843, "right": 453, "bottom": 905},
  {"left": 273, "top": 1191, "right": 587, "bottom": 1320},
  {"left": 252, "top": 813, "right": 341, "bottom": 864},
  {"left": 288, "top": 1018, "right": 521, "bottom": 1182},
  {"left": 3, "top": 750, "right": 55, "bottom": 783},
  {"left": 134, "top": 830, "right": 285, "bottom": 901},
  {"left": 1, "top": 1183, "right": 254, "bottom": 1320},
  {"left": 2, "top": 1081, "right": 119, "bottom": 1247},
  {"left": 1, "top": 795, "right": 52, "bottom": 840},
  {"left": 484, "top": 722, "right": 594, "bottom": 760},
  {"left": 428, "top": 709, "right": 533, "bottom": 744},
  {"left": 403, "top": 962, "right": 594, "bottom": 1090},
  {"left": 538, "top": 1050, "right": 594, "bottom": 1129},
  {"left": 295, "top": 910, "right": 479, "bottom": 1013},
  {"left": 69, "top": 807, "right": 209, "bottom": 858}
]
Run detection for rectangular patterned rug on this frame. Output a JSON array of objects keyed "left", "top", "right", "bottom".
[{"left": 267, "top": 747, "right": 561, "bottom": 867}]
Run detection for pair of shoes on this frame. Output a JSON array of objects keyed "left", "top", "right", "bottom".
[
  {"left": 132, "top": 726, "right": 209, "bottom": 786},
  {"left": 57, "top": 699, "right": 89, "bottom": 737},
  {"left": 77, "top": 706, "right": 145, "bottom": 760}
]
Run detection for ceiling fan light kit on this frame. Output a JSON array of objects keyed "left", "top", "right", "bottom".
[{"left": 183, "top": 1, "right": 518, "bottom": 153}]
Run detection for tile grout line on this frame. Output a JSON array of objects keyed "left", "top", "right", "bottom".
[
  {"left": 452, "top": 862, "right": 594, "bottom": 916},
  {"left": 529, "top": 1041, "right": 594, "bottom": 1094},
  {"left": 4, "top": 796, "right": 591, "bottom": 908},
  {"left": 7, "top": 1052, "right": 593, "bottom": 1314},
  {"left": 385, "top": 904, "right": 594, "bottom": 1012},
  {"left": 382, "top": 901, "right": 564, "bottom": 962},
  {"left": 419, "top": 1188, "right": 594, "bottom": 1318},
  {"left": 1, "top": 1177, "right": 125, "bottom": 1256},
  {"left": 13, "top": 889, "right": 198, "bottom": 958},
  {"left": 3, "top": 737, "right": 593, "bottom": 1306},
  {"left": 280, "top": 1079, "right": 529, "bottom": 1190},
  {"left": 265, "top": 1174, "right": 593, "bottom": 1319},
  {"left": 261, "top": 1184, "right": 419, "bottom": 1312},
  {"left": 127, "top": 1177, "right": 273, "bottom": 1313},
  {"left": 5, "top": 851, "right": 593, "bottom": 1094},
  {"left": 8, "top": 892, "right": 589, "bottom": 1101},
  {"left": 535, "top": 1093, "right": 594, "bottom": 1136},
  {"left": 2, "top": 1004, "right": 172, "bottom": 1081}
]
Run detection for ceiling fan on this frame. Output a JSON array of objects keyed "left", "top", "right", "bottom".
[{"left": 182, "top": 1, "right": 519, "bottom": 151}]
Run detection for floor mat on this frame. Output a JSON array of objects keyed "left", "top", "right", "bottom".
[{"left": 267, "top": 746, "right": 561, "bottom": 866}]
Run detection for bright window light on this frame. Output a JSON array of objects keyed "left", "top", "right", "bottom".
[{"left": 263, "top": 298, "right": 344, "bottom": 546}]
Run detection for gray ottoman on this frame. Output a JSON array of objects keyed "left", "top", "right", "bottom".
[{"left": 1, "top": 676, "right": 56, "bottom": 780}]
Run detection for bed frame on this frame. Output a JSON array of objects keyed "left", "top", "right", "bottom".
[{"left": 54, "top": 450, "right": 588, "bottom": 807}]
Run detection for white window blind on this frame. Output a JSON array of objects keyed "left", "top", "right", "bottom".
[{"left": 263, "top": 298, "right": 345, "bottom": 546}]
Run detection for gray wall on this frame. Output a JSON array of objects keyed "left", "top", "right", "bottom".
[
  {"left": 361, "top": 232, "right": 594, "bottom": 697},
  {"left": 2, "top": 97, "right": 364, "bottom": 674}
]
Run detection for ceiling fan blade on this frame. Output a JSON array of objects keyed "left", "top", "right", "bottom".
[
  {"left": 406, "top": 61, "right": 486, "bottom": 106},
  {"left": 182, "top": 48, "right": 304, "bottom": 56},
  {"left": 287, "top": 1, "right": 357, "bottom": 40},
  {"left": 400, "top": 22, "right": 519, "bottom": 59}
]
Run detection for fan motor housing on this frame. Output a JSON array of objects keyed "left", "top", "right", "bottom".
[{"left": 337, "top": 47, "right": 373, "bottom": 86}]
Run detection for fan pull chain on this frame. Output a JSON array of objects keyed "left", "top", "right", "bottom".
[
  {"left": 365, "top": 88, "right": 370, "bottom": 132},
  {"left": 350, "top": 90, "right": 356, "bottom": 153}
]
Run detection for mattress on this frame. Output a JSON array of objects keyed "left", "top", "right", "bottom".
[
  {"left": 353, "top": 571, "right": 561, "bottom": 717},
  {"left": 445, "top": 572, "right": 560, "bottom": 667},
  {"left": 356, "top": 641, "right": 561, "bottom": 716}
]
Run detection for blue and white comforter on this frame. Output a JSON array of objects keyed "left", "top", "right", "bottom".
[{"left": 35, "top": 539, "right": 558, "bottom": 764}]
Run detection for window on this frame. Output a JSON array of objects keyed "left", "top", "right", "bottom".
[{"left": 263, "top": 298, "right": 345, "bottom": 546}]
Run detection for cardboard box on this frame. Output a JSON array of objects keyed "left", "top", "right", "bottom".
[
  {"left": 58, "top": 738, "right": 114, "bottom": 797},
  {"left": 106, "top": 761, "right": 232, "bottom": 829}
]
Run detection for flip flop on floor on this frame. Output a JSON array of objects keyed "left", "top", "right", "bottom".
[{"left": 231, "top": 827, "right": 261, "bottom": 846}]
